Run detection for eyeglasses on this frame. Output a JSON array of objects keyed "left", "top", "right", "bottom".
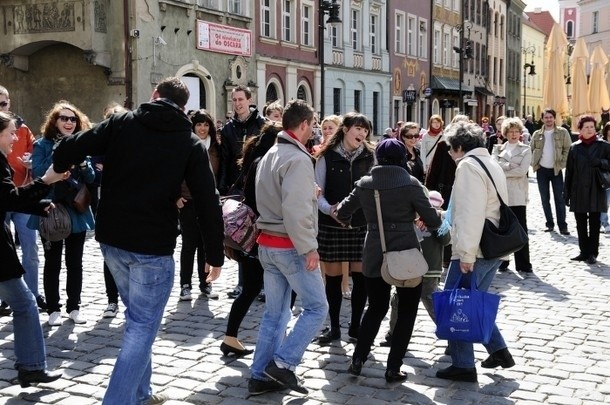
[
  {"left": 0, "top": 101, "right": 8, "bottom": 108},
  {"left": 58, "top": 115, "right": 78, "bottom": 123},
  {"left": 402, "top": 135, "right": 418, "bottom": 139}
]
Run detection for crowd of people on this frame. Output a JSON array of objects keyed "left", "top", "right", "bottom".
[{"left": 2, "top": 77, "right": 610, "bottom": 403}]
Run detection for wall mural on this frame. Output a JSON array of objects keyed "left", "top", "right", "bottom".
[{"left": 13, "top": 2, "right": 76, "bottom": 34}]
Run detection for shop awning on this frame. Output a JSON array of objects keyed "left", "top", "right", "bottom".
[
  {"left": 431, "top": 76, "right": 473, "bottom": 93},
  {"left": 475, "top": 86, "right": 495, "bottom": 96}
]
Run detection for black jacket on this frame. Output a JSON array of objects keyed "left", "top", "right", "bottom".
[
  {"left": 0, "top": 154, "right": 51, "bottom": 281},
  {"left": 564, "top": 139, "right": 610, "bottom": 213},
  {"left": 218, "top": 108, "right": 266, "bottom": 194},
  {"left": 336, "top": 165, "right": 441, "bottom": 278},
  {"left": 52, "top": 100, "right": 225, "bottom": 265}
]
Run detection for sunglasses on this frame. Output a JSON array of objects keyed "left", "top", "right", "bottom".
[
  {"left": 0, "top": 101, "right": 8, "bottom": 108},
  {"left": 402, "top": 134, "right": 418, "bottom": 139},
  {"left": 58, "top": 115, "right": 78, "bottom": 123}
]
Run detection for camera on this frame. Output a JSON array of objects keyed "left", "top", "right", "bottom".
[{"left": 130, "top": 29, "right": 140, "bottom": 38}]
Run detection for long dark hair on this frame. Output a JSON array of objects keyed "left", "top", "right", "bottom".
[
  {"left": 315, "top": 112, "right": 374, "bottom": 158},
  {"left": 239, "top": 121, "right": 283, "bottom": 171},
  {"left": 40, "top": 100, "right": 91, "bottom": 140}
]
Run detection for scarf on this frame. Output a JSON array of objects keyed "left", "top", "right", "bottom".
[
  {"left": 579, "top": 134, "right": 597, "bottom": 145},
  {"left": 428, "top": 126, "right": 442, "bottom": 136},
  {"left": 338, "top": 142, "right": 363, "bottom": 162}
]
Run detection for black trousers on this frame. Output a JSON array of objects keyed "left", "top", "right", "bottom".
[
  {"left": 42, "top": 232, "right": 86, "bottom": 314},
  {"left": 575, "top": 212, "right": 601, "bottom": 257},
  {"left": 353, "top": 276, "right": 422, "bottom": 372},
  {"left": 103, "top": 261, "right": 119, "bottom": 304},
  {"left": 500, "top": 205, "right": 532, "bottom": 271},
  {"left": 179, "top": 201, "right": 209, "bottom": 290},
  {"left": 225, "top": 254, "right": 264, "bottom": 337}
]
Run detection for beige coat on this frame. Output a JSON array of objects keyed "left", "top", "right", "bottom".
[
  {"left": 492, "top": 142, "right": 531, "bottom": 207},
  {"left": 450, "top": 148, "right": 508, "bottom": 264}
]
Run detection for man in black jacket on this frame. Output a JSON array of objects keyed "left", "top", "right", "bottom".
[{"left": 52, "top": 77, "right": 224, "bottom": 405}]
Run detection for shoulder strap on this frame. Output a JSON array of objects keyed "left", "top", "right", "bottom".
[
  {"left": 425, "top": 135, "right": 442, "bottom": 158},
  {"left": 468, "top": 155, "right": 507, "bottom": 206},
  {"left": 373, "top": 190, "right": 387, "bottom": 253}
]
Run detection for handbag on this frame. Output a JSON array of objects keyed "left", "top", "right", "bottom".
[
  {"left": 469, "top": 156, "right": 528, "bottom": 260},
  {"left": 433, "top": 275, "right": 501, "bottom": 344},
  {"left": 72, "top": 183, "right": 92, "bottom": 213},
  {"left": 39, "top": 203, "right": 72, "bottom": 242},
  {"left": 596, "top": 168, "right": 610, "bottom": 189},
  {"left": 221, "top": 195, "right": 259, "bottom": 255},
  {"left": 374, "top": 190, "right": 427, "bottom": 288}
]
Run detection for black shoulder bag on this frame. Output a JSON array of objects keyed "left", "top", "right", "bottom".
[{"left": 469, "top": 156, "right": 529, "bottom": 260}]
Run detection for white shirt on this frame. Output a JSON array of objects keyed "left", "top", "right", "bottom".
[{"left": 539, "top": 129, "right": 555, "bottom": 169}]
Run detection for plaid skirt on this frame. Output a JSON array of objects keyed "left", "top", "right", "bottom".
[{"left": 317, "top": 224, "right": 366, "bottom": 262}]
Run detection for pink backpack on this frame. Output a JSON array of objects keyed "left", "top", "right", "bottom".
[{"left": 221, "top": 197, "right": 259, "bottom": 255}]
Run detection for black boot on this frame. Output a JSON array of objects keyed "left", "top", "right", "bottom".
[
  {"left": 481, "top": 348, "right": 515, "bottom": 369},
  {"left": 17, "top": 369, "right": 62, "bottom": 388}
]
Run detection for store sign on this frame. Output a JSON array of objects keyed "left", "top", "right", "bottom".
[
  {"left": 441, "top": 99, "right": 454, "bottom": 108},
  {"left": 403, "top": 89, "right": 417, "bottom": 104},
  {"left": 197, "top": 20, "right": 251, "bottom": 57}
]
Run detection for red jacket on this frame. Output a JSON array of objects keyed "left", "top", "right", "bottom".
[{"left": 7, "top": 123, "right": 35, "bottom": 186}]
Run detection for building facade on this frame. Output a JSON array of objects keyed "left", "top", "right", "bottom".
[{"left": 521, "top": 16, "right": 546, "bottom": 120}]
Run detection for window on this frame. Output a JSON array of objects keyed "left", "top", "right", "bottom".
[
  {"left": 333, "top": 88, "right": 342, "bottom": 115},
  {"left": 443, "top": 32, "right": 450, "bottom": 66},
  {"left": 452, "top": 34, "right": 459, "bottom": 68},
  {"left": 297, "top": 85, "right": 307, "bottom": 101},
  {"left": 494, "top": 12, "right": 498, "bottom": 37},
  {"left": 395, "top": 13, "right": 405, "bottom": 54},
  {"left": 475, "top": 0, "right": 481, "bottom": 25},
  {"left": 566, "top": 20, "right": 574, "bottom": 38},
  {"left": 433, "top": 28, "right": 440, "bottom": 64},
  {"left": 370, "top": 14, "right": 378, "bottom": 54},
  {"left": 354, "top": 90, "right": 361, "bottom": 112},
  {"left": 481, "top": 45, "right": 487, "bottom": 76},
  {"left": 282, "top": 0, "right": 293, "bottom": 42},
  {"left": 469, "top": 0, "right": 475, "bottom": 23},
  {"left": 261, "top": 0, "right": 273, "bottom": 38},
  {"left": 499, "top": 59, "right": 504, "bottom": 86},
  {"left": 464, "top": 0, "right": 469, "bottom": 21},
  {"left": 351, "top": 9, "right": 360, "bottom": 51},
  {"left": 418, "top": 20, "right": 428, "bottom": 59},
  {"left": 301, "top": 4, "right": 312, "bottom": 46},
  {"left": 407, "top": 16, "right": 416, "bottom": 56},
  {"left": 493, "top": 56, "right": 497, "bottom": 84},
  {"left": 475, "top": 42, "right": 480, "bottom": 75},
  {"left": 266, "top": 83, "right": 278, "bottom": 102},
  {"left": 331, "top": 25, "right": 341, "bottom": 47},
  {"left": 228, "top": 0, "right": 242, "bottom": 15},
  {"left": 372, "top": 92, "right": 379, "bottom": 135},
  {"left": 500, "top": 16, "right": 504, "bottom": 39},
  {"left": 593, "top": 11, "right": 598, "bottom": 33}
]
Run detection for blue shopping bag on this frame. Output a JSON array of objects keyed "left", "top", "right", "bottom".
[{"left": 432, "top": 275, "right": 501, "bottom": 344}]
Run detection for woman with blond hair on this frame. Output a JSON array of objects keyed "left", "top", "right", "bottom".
[
  {"left": 28, "top": 101, "right": 95, "bottom": 326},
  {"left": 492, "top": 117, "right": 533, "bottom": 273}
]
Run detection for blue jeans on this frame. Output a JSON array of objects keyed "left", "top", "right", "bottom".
[
  {"left": 5, "top": 212, "right": 39, "bottom": 297},
  {"left": 0, "top": 277, "right": 46, "bottom": 371},
  {"left": 536, "top": 167, "right": 567, "bottom": 230},
  {"left": 250, "top": 246, "right": 328, "bottom": 380},
  {"left": 444, "top": 258, "right": 507, "bottom": 369},
  {"left": 100, "top": 244, "right": 174, "bottom": 405},
  {"left": 599, "top": 189, "right": 610, "bottom": 227}
]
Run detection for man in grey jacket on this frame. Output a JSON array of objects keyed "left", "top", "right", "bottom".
[{"left": 248, "top": 99, "right": 328, "bottom": 396}]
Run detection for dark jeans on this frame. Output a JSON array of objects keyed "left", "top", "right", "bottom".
[
  {"left": 536, "top": 167, "right": 567, "bottom": 230},
  {"left": 179, "top": 201, "right": 209, "bottom": 290},
  {"left": 353, "top": 276, "right": 422, "bottom": 372},
  {"left": 104, "top": 261, "right": 119, "bottom": 304},
  {"left": 500, "top": 206, "right": 532, "bottom": 271},
  {"left": 42, "top": 232, "right": 86, "bottom": 314},
  {"left": 575, "top": 212, "right": 601, "bottom": 257}
]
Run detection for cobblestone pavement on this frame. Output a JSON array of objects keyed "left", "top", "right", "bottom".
[{"left": 1, "top": 177, "right": 609, "bottom": 404}]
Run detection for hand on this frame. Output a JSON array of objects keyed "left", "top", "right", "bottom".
[
  {"left": 329, "top": 203, "right": 344, "bottom": 225},
  {"left": 17, "top": 153, "right": 32, "bottom": 169},
  {"left": 95, "top": 163, "right": 104, "bottom": 171},
  {"left": 43, "top": 202, "right": 56, "bottom": 214},
  {"left": 415, "top": 218, "right": 427, "bottom": 231},
  {"left": 205, "top": 266, "right": 222, "bottom": 282},
  {"left": 41, "top": 164, "right": 70, "bottom": 185},
  {"left": 305, "top": 249, "right": 320, "bottom": 271},
  {"left": 176, "top": 197, "right": 187, "bottom": 209},
  {"left": 459, "top": 261, "right": 474, "bottom": 273}
]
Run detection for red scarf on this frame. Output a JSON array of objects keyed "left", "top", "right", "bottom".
[
  {"left": 428, "top": 126, "right": 442, "bottom": 136},
  {"left": 579, "top": 134, "right": 597, "bottom": 145}
]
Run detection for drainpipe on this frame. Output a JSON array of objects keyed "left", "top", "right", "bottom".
[{"left": 123, "top": 0, "right": 133, "bottom": 109}]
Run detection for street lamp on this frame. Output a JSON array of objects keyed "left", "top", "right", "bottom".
[
  {"left": 522, "top": 46, "right": 536, "bottom": 118},
  {"left": 452, "top": 20, "right": 473, "bottom": 113},
  {"left": 319, "top": 0, "right": 341, "bottom": 118}
]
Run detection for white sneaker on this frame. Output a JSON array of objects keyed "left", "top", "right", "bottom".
[
  {"left": 103, "top": 303, "right": 118, "bottom": 318},
  {"left": 604, "top": 225, "right": 610, "bottom": 233},
  {"left": 48, "top": 311, "right": 62, "bottom": 326},
  {"left": 69, "top": 310, "right": 86, "bottom": 324}
]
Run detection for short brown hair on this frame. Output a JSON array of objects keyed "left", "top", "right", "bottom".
[{"left": 155, "top": 77, "right": 190, "bottom": 108}]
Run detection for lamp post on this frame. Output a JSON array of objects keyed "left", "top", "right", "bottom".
[
  {"left": 522, "top": 46, "right": 536, "bottom": 118},
  {"left": 452, "top": 21, "right": 473, "bottom": 113},
  {"left": 318, "top": 0, "right": 341, "bottom": 118}
]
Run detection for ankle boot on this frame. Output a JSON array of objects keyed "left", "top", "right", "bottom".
[
  {"left": 17, "top": 369, "right": 62, "bottom": 388},
  {"left": 481, "top": 348, "right": 515, "bottom": 369}
]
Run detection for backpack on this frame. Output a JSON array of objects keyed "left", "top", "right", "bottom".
[
  {"left": 221, "top": 197, "right": 259, "bottom": 255},
  {"left": 39, "top": 203, "right": 72, "bottom": 242}
]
